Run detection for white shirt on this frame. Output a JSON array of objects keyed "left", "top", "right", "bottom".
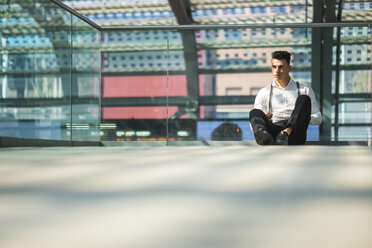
[{"left": 254, "top": 78, "right": 322, "bottom": 125}]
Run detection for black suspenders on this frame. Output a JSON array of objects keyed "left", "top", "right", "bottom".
[{"left": 268, "top": 81, "right": 300, "bottom": 113}]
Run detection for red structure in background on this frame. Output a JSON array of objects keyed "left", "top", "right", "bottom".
[{"left": 102, "top": 74, "right": 205, "bottom": 119}]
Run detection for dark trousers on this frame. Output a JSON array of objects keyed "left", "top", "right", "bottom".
[{"left": 250, "top": 95, "right": 312, "bottom": 145}]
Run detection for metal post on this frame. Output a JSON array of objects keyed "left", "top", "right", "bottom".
[
  {"left": 168, "top": 0, "right": 200, "bottom": 119},
  {"left": 334, "top": 0, "right": 343, "bottom": 141},
  {"left": 305, "top": 0, "right": 308, "bottom": 38},
  {"left": 312, "top": 0, "right": 336, "bottom": 141}
]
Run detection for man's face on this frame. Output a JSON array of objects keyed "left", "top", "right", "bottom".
[{"left": 271, "top": 59, "right": 291, "bottom": 81}]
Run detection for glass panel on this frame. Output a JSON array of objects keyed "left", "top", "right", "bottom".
[
  {"left": 2, "top": 0, "right": 370, "bottom": 144},
  {"left": 342, "top": 1, "right": 372, "bottom": 22},
  {"left": 194, "top": 27, "right": 316, "bottom": 141},
  {"left": 62, "top": 0, "right": 176, "bottom": 26},
  {"left": 190, "top": 0, "right": 312, "bottom": 24},
  {"left": 101, "top": 30, "right": 171, "bottom": 142},
  {"left": 333, "top": 26, "right": 372, "bottom": 141},
  {"left": 336, "top": 126, "right": 372, "bottom": 141},
  {"left": 71, "top": 15, "right": 101, "bottom": 141},
  {"left": 165, "top": 30, "right": 197, "bottom": 141},
  {"left": 336, "top": 102, "right": 371, "bottom": 124},
  {"left": 0, "top": 0, "right": 72, "bottom": 140}
]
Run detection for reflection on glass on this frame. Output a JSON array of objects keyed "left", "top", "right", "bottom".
[
  {"left": 190, "top": 2, "right": 312, "bottom": 24},
  {"left": 333, "top": 26, "right": 371, "bottom": 141},
  {"left": 100, "top": 30, "right": 173, "bottom": 142},
  {"left": 71, "top": 15, "right": 101, "bottom": 141},
  {"left": 337, "top": 102, "right": 370, "bottom": 124},
  {"left": 99, "top": 25, "right": 370, "bottom": 142},
  {"left": 195, "top": 38, "right": 315, "bottom": 141},
  {"left": 0, "top": 0, "right": 102, "bottom": 142},
  {"left": 63, "top": 0, "right": 177, "bottom": 26},
  {"left": 336, "top": 126, "right": 371, "bottom": 141},
  {"left": 0, "top": 1, "right": 73, "bottom": 140},
  {"left": 1, "top": 0, "right": 370, "bottom": 143}
]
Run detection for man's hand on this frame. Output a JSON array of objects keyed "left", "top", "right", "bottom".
[{"left": 264, "top": 110, "right": 273, "bottom": 122}]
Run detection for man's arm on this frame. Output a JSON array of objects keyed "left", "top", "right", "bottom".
[
  {"left": 308, "top": 87, "right": 322, "bottom": 125},
  {"left": 253, "top": 87, "right": 273, "bottom": 121},
  {"left": 253, "top": 88, "right": 266, "bottom": 110}
]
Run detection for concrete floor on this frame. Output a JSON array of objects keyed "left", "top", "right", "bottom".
[{"left": 0, "top": 145, "right": 372, "bottom": 248}]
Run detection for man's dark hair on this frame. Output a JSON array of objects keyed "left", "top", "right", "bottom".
[{"left": 272, "top": 51, "right": 291, "bottom": 65}]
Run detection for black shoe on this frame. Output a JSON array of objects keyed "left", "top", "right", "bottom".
[
  {"left": 276, "top": 131, "right": 289, "bottom": 145},
  {"left": 254, "top": 129, "right": 275, "bottom": 145}
]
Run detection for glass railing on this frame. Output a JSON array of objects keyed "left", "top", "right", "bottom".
[
  {"left": 0, "top": 0, "right": 371, "bottom": 144},
  {"left": 71, "top": 14, "right": 101, "bottom": 141},
  {"left": 100, "top": 29, "right": 171, "bottom": 142},
  {"left": 332, "top": 26, "right": 372, "bottom": 141},
  {"left": 0, "top": 0, "right": 101, "bottom": 142},
  {"left": 100, "top": 24, "right": 371, "bottom": 143}
]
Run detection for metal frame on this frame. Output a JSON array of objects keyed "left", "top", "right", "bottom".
[
  {"left": 168, "top": 0, "right": 200, "bottom": 119},
  {"left": 50, "top": 0, "right": 101, "bottom": 30},
  {"left": 47, "top": 0, "right": 372, "bottom": 30},
  {"left": 101, "top": 22, "right": 371, "bottom": 31},
  {"left": 334, "top": 0, "right": 344, "bottom": 141}
]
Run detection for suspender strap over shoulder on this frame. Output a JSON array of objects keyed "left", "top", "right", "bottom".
[
  {"left": 296, "top": 81, "right": 301, "bottom": 96},
  {"left": 268, "top": 81, "right": 301, "bottom": 113},
  {"left": 269, "top": 83, "right": 273, "bottom": 113}
]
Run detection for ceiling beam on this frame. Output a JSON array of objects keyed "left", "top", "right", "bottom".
[
  {"left": 168, "top": 0, "right": 193, "bottom": 25},
  {"left": 168, "top": 0, "right": 199, "bottom": 119}
]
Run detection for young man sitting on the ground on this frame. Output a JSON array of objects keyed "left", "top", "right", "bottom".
[{"left": 249, "top": 50, "right": 322, "bottom": 145}]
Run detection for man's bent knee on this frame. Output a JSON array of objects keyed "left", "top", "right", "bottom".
[
  {"left": 296, "top": 95, "right": 311, "bottom": 105},
  {"left": 249, "top": 108, "right": 264, "bottom": 118}
]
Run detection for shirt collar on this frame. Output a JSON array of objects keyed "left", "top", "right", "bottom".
[{"left": 271, "top": 78, "right": 295, "bottom": 89}]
